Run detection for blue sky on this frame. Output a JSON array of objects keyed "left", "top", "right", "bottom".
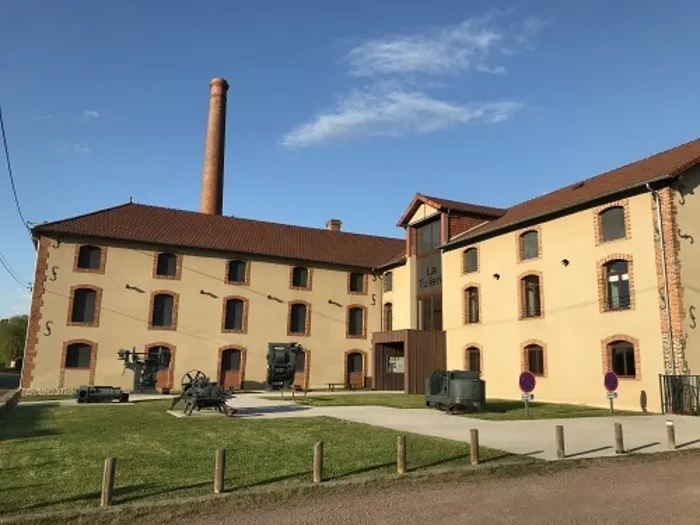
[{"left": 1, "top": 0, "right": 699, "bottom": 318}]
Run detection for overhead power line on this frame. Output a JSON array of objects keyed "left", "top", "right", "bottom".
[
  {"left": 0, "top": 104, "right": 30, "bottom": 230},
  {"left": 0, "top": 249, "right": 31, "bottom": 290}
]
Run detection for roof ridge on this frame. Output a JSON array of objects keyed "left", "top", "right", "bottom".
[{"left": 34, "top": 201, "right": 135, "bottom": 230}]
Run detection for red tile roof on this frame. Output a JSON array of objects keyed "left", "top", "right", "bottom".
[
  {"left": 444, "top": 137, "right": 700, "bottom": 248},
  {"left": 32, "top": 203, "right": 405, "bottom": 269},
  {"left": 397, "top": 193, "right": 505, "bottom": 227}
]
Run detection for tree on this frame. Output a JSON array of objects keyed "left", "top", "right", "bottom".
[{"left": 0, "top": 315, "right": 28, "bottom": 366}]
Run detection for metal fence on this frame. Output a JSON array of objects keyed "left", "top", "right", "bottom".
[{"left": 659, "top": 374, "right": 700, "bottom": 415}]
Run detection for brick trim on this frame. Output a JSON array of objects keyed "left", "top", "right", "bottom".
[
  {"left": 218, "top": 345, "right": 247, "bottom": 389},
  {"left": 601, "top": 334, "right": 641, "bottom": 381},
  {"left": 58, "top": 339, "right": 98, "bottom": 388},
  {"left": 66, "top": 284, "right": 103, "bottom": 327},
  {"left": 148, "top": 290, "right": 180, "bottom": 331},
  {"left": 593, "top": 199, "right": 632, "bottom": 245},
  {"left": 596, "top": 254, "right": 636, "bottom": 313},
  {"left": 152, "top": 252, "right": 183, "bottom": 280},
  {"left": 73, "top": 244, "right": 107, "bottom": 274},
  {"left": 224, "top": 259, "right": 251, "bottom": 286},
  {"left": 293, "top": 348, "right": 311, "bottom": 390},
  {"left": 287, "top": 300, "right": 311, "bottom": 336},
  {"left": 347, "top": 272, "right": 368, "bottom": 296},
  {"left": 289, "top": 265, "right": 313, "bottom": 291},
  {"left": 346, "top": 304, "right": 368, "bottom": 339},
  {"left": 463, "top": 343, "right": 483, "bottom": 373},
  {"left": 461, "top": 246, "right": 480, "bottom": 274},
  {"left": 21, "top": 236, "right": 51, "bottom": 388},
  {"left": 517, "top": 270, "right": 544, "bottom": 320},
  {"left": 520, "top": 339, "right": 548, "bottom": 377},
  {"left": 462, "top": 283, "right": 481, "bottom": 324},
  {"left": 383, "top": 302, "right": 393, "bottom": 331},
  {"left": 515, "top": 225, "right": 543, "bottom": 263},
  {"left": 221, "top": 295, "right": 249, "bottom": 334},
  {"left": 344, "top": 349, "right": 368, "bottom": 388},
  {"left": 144, "top": 342, "right": 176, "bottom": 390}
]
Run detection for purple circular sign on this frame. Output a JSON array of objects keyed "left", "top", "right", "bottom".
[
  {"left": 604, "top": 372, "right": 619, "bottom": 392},
  {"left": 519, "top": 371, "right": 536, "bottom": 393}
]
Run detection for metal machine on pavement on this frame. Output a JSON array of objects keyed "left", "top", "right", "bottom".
[
  {"left": 169, "top": 370, "right": 236, "bottom": 416},
  {"left": 425, "top": 370, "right": 486, "bottom": 414}
]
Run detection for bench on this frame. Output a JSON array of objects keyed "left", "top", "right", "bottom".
[{"left": 327, "top": 383, "right": 357, "bottom": 392}]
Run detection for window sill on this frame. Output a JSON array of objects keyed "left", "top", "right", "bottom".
[
  {"left": 222, "top": 329, "right": 246, "bottom": 335},
  {"left": 289, "top": 285, "right": 311, "bottom": 291},
  {"left": 348, "top": 290, "right": 367, "bottom": 296},
  {"left": 67, "top": 322, "right": 99, "bottom": 328},
  {"left": 154, "top": 274, "right": 180, "bottom": 280},
  {"left": 148, "top": 325, "right": 177, "bottom": 331},
  {"left": 74, "top": 267, "right": 104, "bottom": 274},
  {"left": 347, "top": 334, "right": 367, "bottom": 339},
  {"left": 287, "top": 331, "right": 309, "bottom": 337},
  {"left": 226, "top": 280, "right": 249, "bottom": 286}
]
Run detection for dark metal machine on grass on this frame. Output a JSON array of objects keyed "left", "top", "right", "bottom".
[
  {"left": 170, "top": 370, "right": 236, "bottom": 416},
  {"left": 266, "top": 342, "right": 304, "bottom": 390},
  {"left": 76, "top": 385, "right": 129, "bottom": 404},
  {"left": 425, "top": 370, "right": 486, "bottom": 414},
  {"left": 117, "top": 347, "right": 170, "bottom": 394}
]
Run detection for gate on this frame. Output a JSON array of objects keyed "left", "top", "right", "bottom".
[{"left": 659, "top": 374, "right": 700, "bottom": 415}]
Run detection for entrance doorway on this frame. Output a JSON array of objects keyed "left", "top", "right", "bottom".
[
  {"left": 219, "top": 347, "right": 244, "bottom": 389},
  {"left": 346, "top": 351, "right": 366, "bottom": 389},
  {"left": 147, "top": 345, "right": 172, "bottom": 392},
  {"left": 374, "top": 342, "right": 405, "bottom": 391}
]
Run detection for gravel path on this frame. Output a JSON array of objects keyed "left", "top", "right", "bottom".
[{"left": 181, "top": 454, "right": 700, "bottom": 525}]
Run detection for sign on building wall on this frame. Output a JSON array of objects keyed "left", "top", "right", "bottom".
[
  {"left": 388, "top": 356, "right": 405, "bottom": 374},
  {"left": 417, "top": 254, "right": 442, "bottom": 293}
]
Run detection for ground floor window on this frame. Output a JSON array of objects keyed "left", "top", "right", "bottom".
[
  {"left": 465, "top": 346, "right": 481, "bottom": 372},
  {"left": 609, "top": 340, "right": 636, "bottom": 378}
]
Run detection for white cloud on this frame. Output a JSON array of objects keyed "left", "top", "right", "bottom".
[
  {"left": 83, "top": 110, "right": 100, "bottom": 118},
  {"left": 72, "top": 144, "right": 91, "bottom": 153}
]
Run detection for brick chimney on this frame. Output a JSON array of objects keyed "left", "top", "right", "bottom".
[
  {"left": 199, "top": 77, "right": 229, "bottom": 215},
  {"left": 326, "top": 219, "right": 342, "bottom": 232}
]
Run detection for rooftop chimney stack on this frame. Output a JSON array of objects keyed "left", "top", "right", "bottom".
[
  {"left": 199, "top": 77, "right": 229, "bottom": 215},
  {"left": 326, "top": 219, "right": 342, "bottom": 232}
]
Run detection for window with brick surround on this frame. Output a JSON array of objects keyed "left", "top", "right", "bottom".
[
  {"left": 227, "top": 260, "right": 247, "bottom": 284},
  {"left": 65, "top": 342, "right": 92, "bottom": 369},
  {"left": 347, "top": 352, "right": 363, "bottom": 373},
  {"left": 465, "top": 287, "right": 480, "bottom": 324},
  {"left": 289, "top": 303, "right": 308, "bottom": 334},
  {"left": 349, "top": 272, "right": 365, "bottom": 293},
  {"left": 156, "top": 252, "right": 178, "bottom": 277},
  {"left": 525, "top": 344, "right": 545, "bottom": 376},
  {"left": 348, "top": 306, "right": 364, "bottom": 336},
  {"left": 464, "top": 248, "right": 478, "bottom": 273},
  {"left": 77, "top": 245, "right": 102, "bottom": 270},
  {"left": 521, "top": 275, "right": 542, "bottom": 318},
  {"left": 291, "top": 266, "right": 309, "bottom": 288},
  {"left": 383, "top": 272, "right": 393, "bottom": 292},
  {"left": 604, "top": 260, "right": 631, "bottom": 310},
  {"left": 519, "top": 230, "right": 539, "bottom": 260},
  {"left": 599, "top": 206, "right": 626, "bottom": 242},
  {"left": 608, "top": 340, "right": 636, "bottom": 378},
  {"left": 383, "top": 303, "right": 393, "bottom": 331},
  {"left": 466, "top": 346, "right": 481, "bottom": 372},
  {"left": 223, "top": 298, "right": 245, "bottom": 331},
  {"left": 152, "top": 293, "right": 175, "bottom": 328},
  {"left": 71, "top": 288, "right": 97, "bottom": 324}
]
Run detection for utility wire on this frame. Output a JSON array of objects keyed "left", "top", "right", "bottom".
[
  {"left": 0, "top": 104, "right": 30, "bottom": 230},
  {"left": 0, "top": 249, "right": 31, "bottom": 290}
]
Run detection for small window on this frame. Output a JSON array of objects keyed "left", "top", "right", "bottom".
[
  {"left": 525, "top": 344, "right": 545, "bottom": 376},
  {"left": 464, "top": 248, "right": 478, "bottom": 273},
  {"left": 71, "top": 288, "right": 97, "bottom": 324},
  {"left": 348, "top": 307, "right": 364, "bottom": 336},
  {"left": 465, "top": 287, "right": 479, "bottom": 324},
  {"left": 65, "top": 342, "right": 92, "bottom": 369},
  {"left": 383, "top": 303, "right": 393, "bottom": 331},
  {"left": 383, "top": 272, "right": 393, "bottom": 292},
  {"left": 605, "top": 260, "right": 631, "bottom": 310},
  {"left": 349, "top": 272, "right": 365, "bottom": 293},
  {"left": 77, "top": 246, "right": 102, "bottom": 270},
  {"left": 156, "top": 253, "right": 178, "bottom": 277},
  {"left": 600, "top": 206, "right": 626, "bottom": 242},
  {"left": 519, "top": 231, "right": 539, "bottom": 260},
  {"left": 224, "top": 298, "right": 245, "bottom": 331},
  {"left": 609, "top": 341, "right": 636, "bottom": 378},
  {"left": 152, "top": 293, "right": 175, "bottom": 328},
  {"left": 521, "top": 275, "right": 542, "bottom": 318},
  {"left": 291, "top": 267, "right": 309, "bottom": 288},
  {"left": 289, "top": 303, "right": 307, "bottom": 334},
  {"left": 227, "top": 260, "right": 247, "bottom": 283},
  {"left": 466, "top": 347, "right": 481, "bottom": 372}
]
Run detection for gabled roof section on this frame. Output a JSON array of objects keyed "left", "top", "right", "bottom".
[
  {"left": 32, "top": 202, "right": 406, "bottom": 269},
  {"left": 396, "top": 193, "right": 506, "bottom": 228},
  {"left": 443, "top": 137, "right": 700, "bottom": 250}
]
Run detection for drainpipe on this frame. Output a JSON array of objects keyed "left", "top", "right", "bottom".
[{"left": 647, "top": 183, "right": 676, "bottom": 375}]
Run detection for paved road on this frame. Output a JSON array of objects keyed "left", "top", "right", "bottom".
[{"left": 179, "top": 453, "right": 700, "bottom": 525}]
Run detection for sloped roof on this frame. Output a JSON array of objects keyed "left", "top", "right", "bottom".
[
  {"left": 443, "top": 137, "right": 700, "bottom": 249},
  {"left": 32, "top": 202, "right": 405, "bottom": 269},
  {"left": 396, "top": 193, "right": 506, "bottom": 227}
]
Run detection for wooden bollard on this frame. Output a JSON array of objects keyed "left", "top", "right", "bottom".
[
  {"left": 470, "top": 429, "right": 479, "bottom": 465},
  {"left": 313, "top": 441, "right": 324, "bottom": 483},
  {"left": 555, "top": 425, "right": 565, "bottom": 460},
  {"left": 397, "top": 435, "right": 407, "bottom": 474},
  {"left": 614, "top": 422, "right": 625, "bottom": 454},
  {"left": 214, "top": 448, "right": 226, "bottom": 494},
  {"left": 666, "top": 420, "right": 676, "bottom": 450},
  {"left": 100, "top": 457, "right": 117, "bottom": 507}
]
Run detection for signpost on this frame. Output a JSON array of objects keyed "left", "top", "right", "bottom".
[
  {"left": 519, "top": 371, "right": 536, "bottom": 418},
  {"left": 604, "top": 372, "right": 619, "bottom": 415}
]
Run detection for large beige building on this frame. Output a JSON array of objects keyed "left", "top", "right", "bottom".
[{"left": 20, "top": 77, "right": 700, "bottom": 413}]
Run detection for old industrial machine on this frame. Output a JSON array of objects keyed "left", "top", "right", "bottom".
[
  {"left": 425, "top": 370, "right": 486, "bottom": 414},
  {"left": 76, "top": 385, "right": 129, "bottom": 404},
  {"left": 266, "top": 342, "right": 304, "bottom": 390},
  {"left": 117, "top": 347, "right": 170, "bottom": 394},
  {"left": 169, "top": 369, "right": 236, "bottom": 416}
]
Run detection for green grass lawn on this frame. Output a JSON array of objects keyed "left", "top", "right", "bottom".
[
  {"left": 19, "top": 394, "right": 78, "bottom": 402},
  {"left": 0, "top": 400, "right": 520, "bottom": 517},
  {"left": 268, "top": 393, "right": 642, "bottom": 419}
]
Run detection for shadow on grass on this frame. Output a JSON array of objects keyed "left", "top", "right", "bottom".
[
  {"left": 0, "top": 405, "right": 59, "bottom": 442},
  {"left": 234, "top": 405, "right": 313, "bottom": 417},
  {"left": 12, "top": 484, "right": 159, "bottom": 513}
]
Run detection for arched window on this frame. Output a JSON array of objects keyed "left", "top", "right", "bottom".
[
  {"left": 383, "top": 272, "right": 393, "bottom": 292},
  {"left": 608, "top": 340, "right": 636, "bottom": 378},
  {"left": 465, "top": 287, "right": 479, "bottom": 324},
  {"left": 521, "top": 275, "right": 542, "bottom": 318},
  {"left": 155, "top": 252, "right": 179, "bottom": 277},
  {"left": 463, "top": 248, "right": 478, "bottom": 273},
  {"left": 599, "top": 206, "right": 626, "bottom": 242},
  {"left": 151, "top": 293, "right": 175, "bottom": 328},
  {"left": 71, "top": 287, "right": 98, "bottom": 324},
  {"left": 525, "top": 344, "right": 545, "bottom": 376},
  {"left": 383, "top": 303, "right": 393, "bottom": 331},
  {"left": 65, "top": 342, "right": 93, "bottom": 369},
  {"left": 465, "top": 346, "right": 481, "bottom": 372},
  {"left": 223, "top": 298, "right": 245, "bottom": 331},
  {"left": 519, "top": 230, "right": 539, "bottom": 260},
  {"left": 289, "top": 303, "right": 308, "bottom": 334},
  {"left": 76, "top": 245, "right": 102, "bottom": 270}
]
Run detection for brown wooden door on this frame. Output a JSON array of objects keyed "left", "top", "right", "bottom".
[
  {"left": 384, "top": 345, "right": 405, "bottom": 391},
  {"left": 148, "top": 346, "right": 172, "bottom": 392},
  {"left": 346, "top": 352, "right": 365, "bottom": 389},
  {"left": 293, "top": 351, "right": 307, "bottom": 389},
  {"left": 219, "top": 349, "right": 242, "bottom": 389}
]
